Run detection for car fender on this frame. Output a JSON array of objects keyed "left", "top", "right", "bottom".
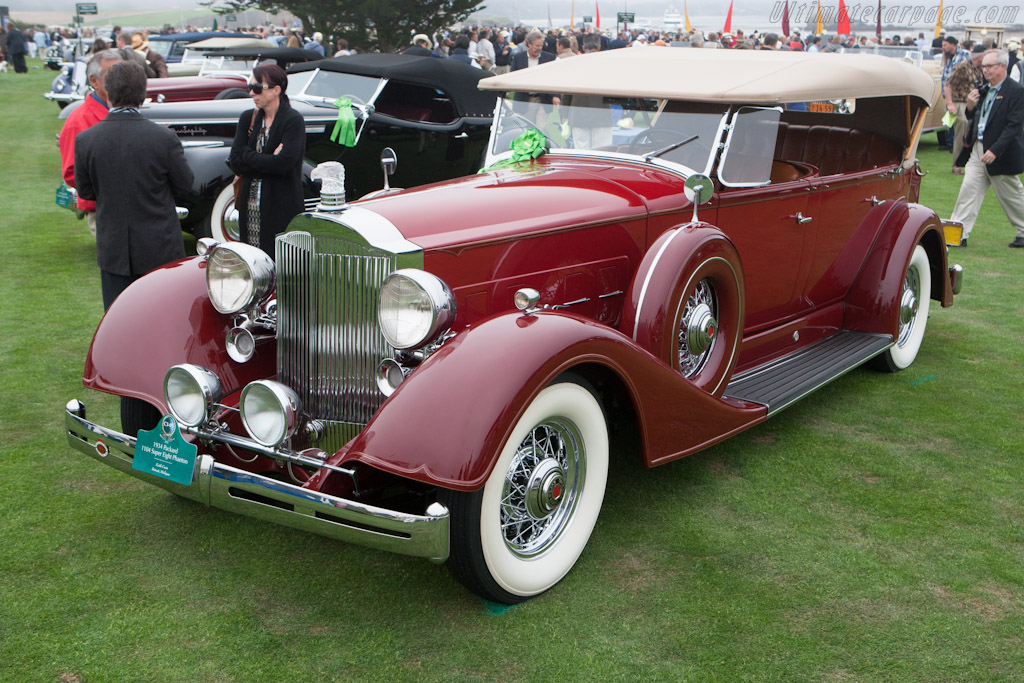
[
  {"left": 183, "top": 145, "right": 234, "bottom": 198},
  {"left": 83, "top": 256, "right": 276, "bottom": 412},
  {"left": 341, "top": 311, "right": 764, "bottom": 491},
  {"left": 620, "top": 222, "right": 745, "bottom": 397},
  {"left": 845, "top": 201, "right": 951, "bottom": 336}
]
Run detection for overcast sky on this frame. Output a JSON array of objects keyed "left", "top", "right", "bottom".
[{"left": 9, "top": 0, "right": 1018, "bottom": 30}]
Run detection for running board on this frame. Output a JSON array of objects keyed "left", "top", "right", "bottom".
[{"left": 724, "top": 331, "right": 893, "bottom": 416}]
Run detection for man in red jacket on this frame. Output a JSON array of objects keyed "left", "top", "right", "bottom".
[{"left": 59, "top": 49, "right": 122, "bottom": 238}]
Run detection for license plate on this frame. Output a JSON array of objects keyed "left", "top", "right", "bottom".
[{"left": 133, "top": 415, "right": 198, "bottom": 486}]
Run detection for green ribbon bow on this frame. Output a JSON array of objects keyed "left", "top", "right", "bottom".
[
  {"left": 479, "top": 128, "right": 548, "bottom": 173},
  {"left": 509, "top": 128, "right": 548, "bottom": 161},
  {"left": 331, "top": 97, "right": 357, "bottom": 147}
]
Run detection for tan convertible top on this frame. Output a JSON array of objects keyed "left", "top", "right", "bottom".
[{"left": 478, "top": 48, "right": 935, "bottom": 105}]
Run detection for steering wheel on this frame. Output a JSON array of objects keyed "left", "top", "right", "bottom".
[{"left": 626, "top": 128, "right": 691, "bottom": 154}]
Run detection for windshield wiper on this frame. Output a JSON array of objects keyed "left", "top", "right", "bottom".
[{"left": 644, "top": 134, "right": 698, "bottom": 161}]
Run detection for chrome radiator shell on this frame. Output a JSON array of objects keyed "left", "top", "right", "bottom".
[{"left": 275, "top": 209, "right": 423, "bottom": 451}]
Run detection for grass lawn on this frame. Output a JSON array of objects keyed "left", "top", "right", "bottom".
[{"left": 1, "top": 56, "right": 1023, "bottom": 681}]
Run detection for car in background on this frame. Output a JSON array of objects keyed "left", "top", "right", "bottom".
[
  {"left": 48, "top": 44, "right": 317, "bottom": 110},
  {"left": 118, "top": 53, "right": 498, "bottom": 240},
  {"left": 167, "top": 36, "right": 275, "bottom": 76},
  {"left": 146, "top": 30, "right": 253, "bottom": 64},
  {"left": 64, "top": 49, "right": 964, "bottom": 604}
]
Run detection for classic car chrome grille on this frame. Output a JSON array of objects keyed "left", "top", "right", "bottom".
[{"left": 276, "top": 231, "right": 395, "bottom": 444}]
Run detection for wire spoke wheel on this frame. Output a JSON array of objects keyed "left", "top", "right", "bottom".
[
  {"left": 677, "top": 278, "right": 718, "bottom": 378},
  {"left": 440, "top": 377, "right": 608, "bottom": 603},
  {"left": 499, "top": 418, "right": 584, "bottom": 558}
]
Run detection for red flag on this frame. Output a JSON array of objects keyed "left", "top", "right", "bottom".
[
  {"left": 596, "top": 2, "right": 600, "bottom": 28},
  {"left": 838, "top": 0, "right": 851, "bottom": 35},
  {"left": 781, "top": 1, "right": 790, "bottom": 36},
  {"left": 723, "top": 0, "right": 733, "bottom": 34}
]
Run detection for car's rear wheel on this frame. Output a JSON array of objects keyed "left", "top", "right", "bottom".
[
  {"left": 440, "top": 377, "right": 608, "bottom": 604},
  {"left": 215, "top": 88, "right": 250, "bottom": 100},
  {"left": 872, "top": 244, "right": 931, "bottom": 372}
]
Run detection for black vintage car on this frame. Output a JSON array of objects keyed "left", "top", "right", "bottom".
[{"left": 132, "top": 53, "right": 498, "bottom": 241}]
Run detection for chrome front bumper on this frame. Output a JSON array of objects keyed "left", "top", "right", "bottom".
[{"left": 64, "top": 400, "right": 450, "bottom": 563}]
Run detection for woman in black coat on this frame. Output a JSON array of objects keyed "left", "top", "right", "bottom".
[{"left": 229, "top": 63, "right": 305, "bottom": 255}]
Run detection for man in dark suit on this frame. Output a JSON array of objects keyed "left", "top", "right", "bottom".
[
  {"left": 948, "top": 49, "right": 1024, "bottom": 248},
  {"left": 4, "top": 21, "right": 27, "bottom": 73},
  {"left": 511, "top": 30, "right": 559, "bottom": 131},
  {"left": 75, "top": 60, "right": 194, "bottom": 309}
]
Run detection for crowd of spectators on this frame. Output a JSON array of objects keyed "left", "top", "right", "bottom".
[{"left": 9, "top": 16, "right": 1022, "bottom": 77}]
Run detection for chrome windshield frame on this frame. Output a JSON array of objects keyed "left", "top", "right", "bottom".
[{"left": 484, "top": 95, "right": 732, "bottom": 181}]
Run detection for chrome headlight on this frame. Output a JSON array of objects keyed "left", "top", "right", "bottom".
[
  {"left": 239, "top": 380, "right": 301, "bottom": 447},
  {"left": 377, "top": 269, "right": 456, "bottom": 350},
  {"left": 206, "top": 243, "right": 274, "bottom": 314},
  {"left": 164, "top": 364, "right": 222, "bottom": 427}
]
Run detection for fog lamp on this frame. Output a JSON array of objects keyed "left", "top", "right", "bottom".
[
  {"left": 239, "top": 380, "right": 301, "bottom": 447},
  {"left": 164, "top": 364, "right": 223, "bottom": 427}
]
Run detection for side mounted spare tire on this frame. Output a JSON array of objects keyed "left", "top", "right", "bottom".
[{"left": 623, "top": 226, "right": 745, "bottom": 397}]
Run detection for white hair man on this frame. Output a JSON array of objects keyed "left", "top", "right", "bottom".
[{"left": 59, "top": 49, "right": 123, "bottom": 238}]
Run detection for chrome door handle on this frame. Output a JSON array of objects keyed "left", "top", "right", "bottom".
[
  {"left": 863, "top": 196, "right": 887, "bottom": 206},
  {"left": 790, "top": 212, "right": 812, "bottom": 224}
]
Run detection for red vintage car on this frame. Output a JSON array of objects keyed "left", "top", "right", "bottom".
[
  {"left": 50, "top": 46, "right": 319, "bottom": 111},
  {"left": 65, "top": 49, "right": 963, "bottom": 604}
]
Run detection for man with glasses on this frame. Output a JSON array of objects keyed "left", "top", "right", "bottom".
[{"left": 948, "top": 50, "right": 1024, "bottom": 248}]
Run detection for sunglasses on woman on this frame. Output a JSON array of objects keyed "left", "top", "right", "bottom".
[{"left": 248, "top": 83, "right": 274, "bottom": 94}]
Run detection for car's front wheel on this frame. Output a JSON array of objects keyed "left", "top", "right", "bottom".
[
  {"left": 121, "top": 397, "right": 161, "bottom": 436},
  {"left": 202, "top": 183, "right": 241, "bottom": 243},
  {"left": 440, "top": 377, "right": 609, "bottom": 604},
  {"left": 872, "top": 244, "right": 931, "bottom": 372}
]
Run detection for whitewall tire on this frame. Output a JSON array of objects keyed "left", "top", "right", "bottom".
[
  {"left": 874, "top": 244, "right": 931, "bottom": 372},
  {"left": 206, "top": 183, "right": 241, "bottom": 244},
  {"left": 441, "top": 377, "right": 609, "bottom": 603}
]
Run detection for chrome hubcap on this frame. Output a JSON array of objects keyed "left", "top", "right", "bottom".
[
  {"left": 223, "top": 198, "right": 240, "bottom": 241},
  {"left": 686, "top": 303, "right": 717, "bottom": 356},
  {"left": 524, "top": 458, "right": 566, "bottom": 519},
  {"left": 500, "top": 419, "right": 584, "bottom": 558},
  {"left": 679, "top": 279, "right": 718, "bottom": 377},
  {"left": 897, "top": 268, "right": 921, "bottom": 346}
]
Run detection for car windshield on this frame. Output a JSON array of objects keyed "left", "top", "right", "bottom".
[
  {"left": 148, "top": 40, "right": 171, "bottom": 58},
  {"left": 491, "top": 95, "right": 727, "bottom": 174},
  {"left": 293, "top": 69, "right": 386, "bottom": 108},
  {"left": 197, "top": 56, "right": 259, "bottom": 76}
]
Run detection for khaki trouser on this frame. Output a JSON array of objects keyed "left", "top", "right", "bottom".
[
  {"left": 951, "top": 101, "right": 968, "bottom": 165},
  {"left": 950, "top": 141, "right": 1024, "bottom": 239}
]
